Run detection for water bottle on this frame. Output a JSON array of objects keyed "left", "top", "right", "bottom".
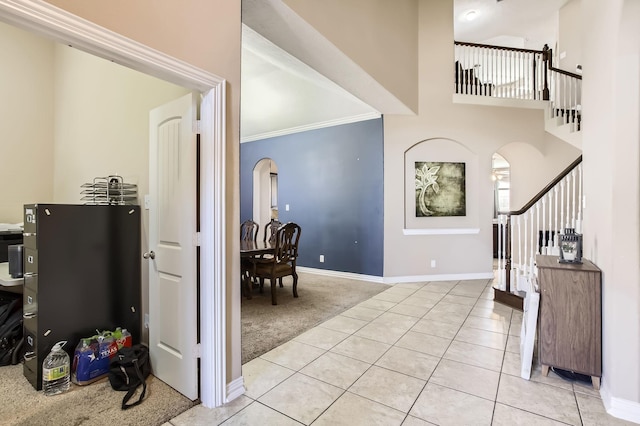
[
  {"left": 120, "top": 328, "right": 132, "bottom": 348},
  {"left": 42, "top": 340, "right": 70, "bottom": 396}
]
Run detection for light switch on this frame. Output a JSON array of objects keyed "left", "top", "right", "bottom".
[{"left": 285, "top": 204, "right": 290, "bottom": 211}]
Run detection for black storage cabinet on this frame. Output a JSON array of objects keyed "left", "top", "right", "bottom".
[{"left": 22, "top": 204, "right": 141, "bottom": 390}]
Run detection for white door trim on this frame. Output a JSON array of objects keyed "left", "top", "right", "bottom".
[{"left": 0, "top": 0, "right": 227, "bottom": 407}]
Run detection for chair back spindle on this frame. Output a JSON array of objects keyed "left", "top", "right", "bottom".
[{"left": 263, "top": 219, "right": 283, "bottom": 245}]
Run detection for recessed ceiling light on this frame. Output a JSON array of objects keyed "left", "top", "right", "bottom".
[{"left": 465, "top": 10, "right": 479, "bottom": 21}]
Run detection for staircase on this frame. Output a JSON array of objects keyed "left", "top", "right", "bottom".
[
  {"left": 494, "top": 157, "right": 582, "bottom": 309},
  {"left": 453, "top": 41, "right": 584, "bottom": 309}
]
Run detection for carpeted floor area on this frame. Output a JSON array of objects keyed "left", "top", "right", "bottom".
[
  {"left": 0, "top": 363, "right": 196, "bottom": 426},
  {"left": 241, "top": 271, "right": 389, "bottom": 364}
]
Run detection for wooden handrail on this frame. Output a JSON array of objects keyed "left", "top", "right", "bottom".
[
  {"left": 544, "top": 45, "right": 582, "bottom": 80},
  {"left": 454, "top": 40, "right": 542, "bottom": 55},
  {"left": 549, "top": 66, "right": 582, "bottom": 80},
  {"left": 499, "top": 155, "right": 582, "bottom": 216}
]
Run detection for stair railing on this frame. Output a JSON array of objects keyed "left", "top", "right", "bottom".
[
  {"left": 454, "top": 41, "right": 547, "bottom": 100},
  {"left": 495, "top": 156, "right": 583, "bottom": 309},
  {"left": 543, "top": 45, "right": 583, "bottom": 132},
  {"left": 455, "top": 42, "right": 583, "bottom": 132}
]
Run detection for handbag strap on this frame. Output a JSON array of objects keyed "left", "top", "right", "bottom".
[{"left": 121, "top": 358, "right": 147, "bottom": 410}]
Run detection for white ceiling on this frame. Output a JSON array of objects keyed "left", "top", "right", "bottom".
[{"left": 240, "top": 0, "right": 571, "bottom": 142}]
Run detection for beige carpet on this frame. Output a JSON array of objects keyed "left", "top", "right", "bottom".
[
  {"left": 0, "top": 364, "right": 196, "bottom": 426},
  {"left": 241, "top": 271, "right": 389, "bottom": 364}
]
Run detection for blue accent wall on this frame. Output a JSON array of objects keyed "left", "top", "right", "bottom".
[{"left": 240, "top": 118, "right": 384, "bottom": 276}]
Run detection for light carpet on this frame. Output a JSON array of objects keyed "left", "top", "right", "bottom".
[
  {"left": 241, "top": 271, "right": 389, "bottom": 364},
  {"left": 0, "top": 364, "right": 196, "bottom": 426}
]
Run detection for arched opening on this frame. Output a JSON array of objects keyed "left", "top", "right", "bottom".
[
  {"left": 492, "top": 153, "right": 510, "bottom": 260},
  {"left": 492, "top": 153, "right": 511, "bottom": 217},
  {"left": 252, "top": 158, "right": 279, "bottom": 232}
]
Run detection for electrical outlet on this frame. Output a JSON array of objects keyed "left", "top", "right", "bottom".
[
  {"left": 319, "top": 255, "right": 325, "bottom": 263},
  {"left": 431, "top": 259, "right": 436, "bottom": 268}
]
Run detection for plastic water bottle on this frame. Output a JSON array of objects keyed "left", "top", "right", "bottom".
[{"left": 42, "top": 340, "right": 70, "bottom": 396}]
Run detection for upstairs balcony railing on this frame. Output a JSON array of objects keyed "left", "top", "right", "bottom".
[
  {"left": 454, "top": 42, "right": 582, "bottom": 131},
  {"left": 455, "top": 41, "right": 547, "bottom": 100}
]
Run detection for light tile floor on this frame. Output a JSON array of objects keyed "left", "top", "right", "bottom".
[{"left": 166, "top": 278, "right": 634, "bottom": 425}]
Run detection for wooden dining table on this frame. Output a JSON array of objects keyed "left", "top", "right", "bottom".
[
  {"left": 240, "top": 240, "right": 275, "bottom": 257},
  {"left": 240, "top": 240, "right": 275, "bottom": 299}
]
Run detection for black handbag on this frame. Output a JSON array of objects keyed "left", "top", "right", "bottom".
[{"left": 108, "top": 344, "right": 152, "bottom": 409}]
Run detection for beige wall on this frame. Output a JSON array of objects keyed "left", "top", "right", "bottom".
[
  {"left": 284, "top": 0, "right": 419, "bottom": 113},
  {"left": 558, "top": 0, "right": 582, "bottom": 72},
  {"left": 51, "top": 44, "right": 189, "bottom": 204},
  {"left": 582, "top": 0, "right": 640, "bottom": 412},
  {"left": 0, "top": 22, "right": 55, "bottom": 223},
  {"left": 500, "top": 134, "right": 581, "bottom": 210},
  {"left": 383, "top": 0, "right": 579, "bottom": 278},
  {"left": 43, "top": 0, "right": 244, "bottom": 386}
]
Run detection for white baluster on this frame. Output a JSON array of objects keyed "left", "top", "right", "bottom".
[
  {"left": 547, "top": 190, "right": 557, "bottom": 254},
  {"left": 509, "top": 215, "right": 516, "bottom": 290},
  {"left": 497, "top": 215, "right": 502, "bottom": 280},
  {"left": 516, "top": 215, "right": 521, "bottom": 272},
  {"left": 498, "top": 48, "right": 502, "bottom": 96},
  {"left": 554, "top": 186, "right": 559, "bottom": 249},
  {"left": 577, "top": 164, "right": 583, "bottom": 233},
  {"left": 566, "top": 175, "right": 571, "bottom": 228},
  {"left": 529, "top": 209, "right": 535, "bottom": 279},
  {"left": 538, "top": 196, "right": 547, "bottom": 254},
  {"left": 560, "top": 180, "right": 565, "bottom": 231},
  {"left": 571, "top": 169, "right": 577, "bottom": 229},
  {"left": 500, "top": 215, "right": 507, "bottom": 290},
  {"left": 522, "top": 213, "right": 527, "bottom": 292},
  {"left": 536, "top": 203, "right": 541, "bottom": 255}
]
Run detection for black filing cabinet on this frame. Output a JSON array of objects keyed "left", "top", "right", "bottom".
[{"left": 22, "top": 204, "right": 141, "bottom": 390}]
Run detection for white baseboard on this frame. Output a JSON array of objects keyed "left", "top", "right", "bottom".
[
  {"left": 225, "top": 376, "right": 246, "bottom": 404},
  {"left": 383, "top": 272, "right": 494, "bottom": 284},
  {"left": 296, "top": 266, "right": 387, "bottom": 284},
  {"left": 600, "top": 382, "right": 640, "bottom": 424},
  {"left": 296, "top": 266, "right": 494, "bottom": 285}
]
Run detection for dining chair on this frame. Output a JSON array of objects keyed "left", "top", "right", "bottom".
[
  {"left": 253, "top": 222, "right": 301, "bottom": 305},
  {"left": 240, "top": 220, "right": 259, "bottom": 298},
  {"left": 263, "top": 219, "right": 283, "bottom": 244},
  {"left": 240, "top": 219, "right": 259, "bottom": 242}
]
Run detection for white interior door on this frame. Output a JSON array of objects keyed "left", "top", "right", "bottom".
[{"left": 148, "top": 92, "right": 199, "bottom": 400}]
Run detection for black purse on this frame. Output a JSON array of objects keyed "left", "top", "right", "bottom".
[{"left": 108, "top": 344, "right": 151, "bottom": 409}]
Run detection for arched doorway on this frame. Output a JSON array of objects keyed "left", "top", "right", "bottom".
[
  {"left": 492, "top": 153, "right": 511, "bottom": 217},
  {"left": 492, "top": 153, "right": 510, "bottom": 260},
  {"left": 252, "top": 158, "right": 279, "bottom": 232}
]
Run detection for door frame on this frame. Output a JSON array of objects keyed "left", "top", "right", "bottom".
[{"left": 0, "top": 1, "right": 228, "bottom": 407}]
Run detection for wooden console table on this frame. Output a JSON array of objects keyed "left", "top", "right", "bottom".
[{"left": 536, "top": 254, "right": 602, "bottom": 389}]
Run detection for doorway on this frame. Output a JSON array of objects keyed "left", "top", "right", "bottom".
[
  {"left": 492, "top": 153, "right": 510, "bottom": 261},
  {"left": 0, "top": 2, "right": 227, "bottom": 407},
  {"left": 252, "top": 158, "right": 279, "bottom": 232}
]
